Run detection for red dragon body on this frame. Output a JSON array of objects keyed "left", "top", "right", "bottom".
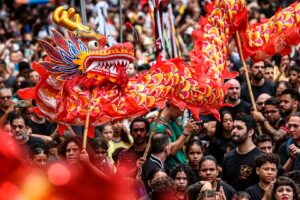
[{"left": 18, "top": 1, "right": 300, "bottom": 134}]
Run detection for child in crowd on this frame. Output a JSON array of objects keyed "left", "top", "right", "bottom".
[
  {"left": 91, "top": 138, "right": 114, "bottom": 174},
  {"left": 185, "top": 138, "right": 204, "bottom": 180},
  {"left": 245, "top": 153, "right": 279, "bottom": 200}
]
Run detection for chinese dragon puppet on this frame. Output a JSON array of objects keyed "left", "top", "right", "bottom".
[{"left": 18, "top": 0, "right": 300, "bottom": 136}]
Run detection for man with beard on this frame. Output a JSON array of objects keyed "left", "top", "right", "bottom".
[
  {"left": 278, "top": 112, "right": 300, "bottom": 171},
  {"left": 252, "top": 97, "right": 286, "bottom": 142},
  {"left": 220, "top": 78, "right": 251, "bottom": 117},
  {"left": 279, "top": 88, "right": 299, "bottom": 119},
  {"left": 222, "top": 113, "right": 262, "bottom": 191},
  {"left": 10, "top": 114, "right": 44, "bottom": 151},
  {"left": 263, "top": 63, "right": 274, "bottom": 81},
  {"left": 117, "top": 117, "right": 149, "bottom": 177},
  {"left": 241, "top": 60, "right": 275, "bottom": 104}
]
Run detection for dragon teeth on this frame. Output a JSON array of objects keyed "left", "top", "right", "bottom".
[
  {"left": 96, "top": 59, "right": 129, "bottom": 67},
  {"left": 87, "top": 61, "right": 99, "bottom": 72},
  {"left": 88, "top": 58, "right": 130, "bottom": 75},
  {"left": 110, "top": 66, "right": 117, "bottom": 74}
]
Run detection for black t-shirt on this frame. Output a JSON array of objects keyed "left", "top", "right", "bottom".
[
  {"left": 277, "top": 138, "right": 300, "bottom": 170},
  {"left": 26, "top": 135, "right": 45, "bottom": 147},
  {"left": 217, "top": 181, "right": 236, "bottom": 200},
  {"left": 205, "top": 135, "right": 231, "bottom": 166},
  {"left": 277, "top": 138, "right": 299, "bottom": 166},
  {"left": 241, "top": 80, "right": 275, "bottom": 104},
  {"left": 141, "top": 155, "right": 164, "bottom": 193},
  {"left": 245, "top": 183, "right": 265, "bottom": 200},
  {"left": 187, "top": 181, "right": 235, "bottom": 200},
  {"left": 219, "top": 100, "right": 252, "bottom": 117},
  {"left": 191, "top": 168, "right": 200, "bottom": 182},
  {"left": 28, "top": 119, "right": 57, "bottom": 136},
  {"left": 222, "top": 147, "right": 262, "bottom": 191}
]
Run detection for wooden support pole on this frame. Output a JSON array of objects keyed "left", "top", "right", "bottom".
[
  {"left": 235, "top": 31, "right": 263, "bottom": 135},
  {"left": 83, "top": 89, "right": 93, "bottom": 149},
  {"left": 136, "top": 108, "right": 164, "bottom": 179}
]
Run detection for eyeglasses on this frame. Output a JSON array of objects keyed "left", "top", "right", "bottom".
[
  {"left": 0, "top": 96, "right": 12, "bottom": 100},
  {"left": 257, "top": 102, "right": 265, "bottom": 106}
]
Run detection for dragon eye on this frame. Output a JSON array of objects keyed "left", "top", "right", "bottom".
[{"left": 88, "top": 40, "right": 99, "bottom": 49}]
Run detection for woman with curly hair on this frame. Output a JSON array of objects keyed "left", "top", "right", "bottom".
[
  {"left": 148, "top": 176, "right": 177, "bottom": 200},
  {"left": 170, "top": 163, "right": 197, "bottom": 200}
]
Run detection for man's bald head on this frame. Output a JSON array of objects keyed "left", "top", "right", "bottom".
[
  {"left": 226, "top": 79, "right": 241, "bottom": 103},
  {"left": 256, "top": 93, "right": 271, "bottom": 112},
  {"left": 227, "top": 78, "right": 240, "bottom": 87}
]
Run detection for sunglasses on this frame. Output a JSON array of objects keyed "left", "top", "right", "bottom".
[{"left": 0, "top": 96, "right": 12, "bottom": 100}]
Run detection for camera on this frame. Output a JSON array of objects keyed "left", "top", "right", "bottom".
[{"left": 196, "top": 121, "right": 204, "bottom": 128}]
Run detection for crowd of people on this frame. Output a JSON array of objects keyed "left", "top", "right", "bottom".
[{"left": 0, "top": 0, "right": 300, "bottom": 199}]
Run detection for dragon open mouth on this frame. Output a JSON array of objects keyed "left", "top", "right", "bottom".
[
  {"left": 85, "top": 57, "right": 132, "bottom": 77},
  {"left": 73, "top": 42, "right": 135, "bottom": 83}
]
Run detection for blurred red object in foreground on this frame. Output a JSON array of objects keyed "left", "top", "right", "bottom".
[{"left": 0, "top": 131, "right": 141, "bottom": 200}]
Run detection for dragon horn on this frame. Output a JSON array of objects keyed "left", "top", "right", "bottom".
[{"left": 53, "top": 6, "right": 90, "bottom": 32}]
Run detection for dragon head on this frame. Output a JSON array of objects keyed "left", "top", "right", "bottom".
[{"left": 40, "top": 6, "right": 135, "bottom": 86}]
